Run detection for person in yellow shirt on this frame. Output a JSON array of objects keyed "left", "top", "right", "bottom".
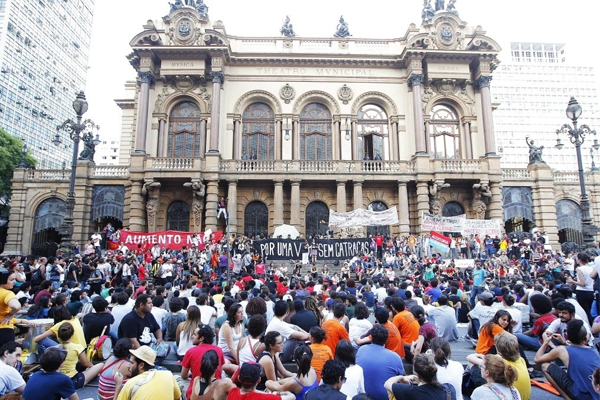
[
  {"left": 34, "top": 305, "right": 87, "bottom": 355},
  {"left": 0, "top": 269, "right": 21, "bottom": 346},
  {"left": 115, "top": 345, "right": 181, "bottom": 400},
  {"left": 56, "top": 321, "right": 104, "bottom": 389}
]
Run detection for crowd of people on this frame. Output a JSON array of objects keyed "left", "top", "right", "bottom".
[{"left": 1, "top": 230, "right": 600, "bottom": 400}]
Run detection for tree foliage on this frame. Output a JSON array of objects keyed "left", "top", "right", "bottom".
[{"left": 0, "top": 129, "right": 37, "bottom": 215}]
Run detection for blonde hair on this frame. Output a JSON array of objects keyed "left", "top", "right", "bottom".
[
  {"left": 494, "top": 332, "right": 520, "bottom": 362},
  {"left": 483, "top": 354, "right": 518, "bottom": 387}
]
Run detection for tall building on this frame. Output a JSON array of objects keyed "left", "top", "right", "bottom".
[
  {"left": 0, "top": 0, "right": 95, "bottom": 169},
  {"left": 95, "top": 137, "right": 121, "bottom": 165},
  {"left": 492, "top": 42, "right": 600, "bottom": 171}
]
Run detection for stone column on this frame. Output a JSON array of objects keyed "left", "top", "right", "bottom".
[
  {"left": 227, "top": 180, "right": 238, "bottom": 234},
  {"left": 475, "top": 76, "right": 497, "bottom": 156},
  {"left": 157, "top": 118, "right": 166, "bottom": 157},
  {"left": 233, "top": 120, "right": 240, "bottom": 159},
  {"left": 398, "top": 180, "right": 410, "bottom": 236},
  {"left": 290, "top": 179, "right": 301, "bottom": 228},
  {"left": 351, "top": 120, "right": 358, "bottom": 160},
  {"left": 353, "top": 180, "right": 363, "bottom": 210},
  {"left": 204, "top": 180, "right": 219, "bottom": 231},
  {"left": 200, "top": 119, "right": 207, "bottom": 156},
  {"left": 135, "top": 71, "right": 154, "bottom": 153},
  {"left": 332, "top": 120, "right": 340, "bottom": 160},
  {"left": 274, "top": 179, "right": 284, "bottom": 226},
  {"left": 408, "top": 74, "right": 427, "bottom": 155},
  {"left": 275, "top": 119, "right": 282, "bottom": 160},
  {"left": 336, "top": 179, "right": 347, "bottom": 213},
  {"left": 463, "top": 120, "right": 473, "bottom": 159},
  {"left": 3, "top": 168, "right": 27, "bottom": 255},
  {"left": 488, "top": 181, "right": 503, "bottom": 223},
  {"left": 391, "top": 119, "right": 399, "bottom": 161},
  {"left": 209, "top": 71, "right": 224, "bottom": 153},
  {"left": 416, "top": 180, "right": 430, "bottom": 234},
  {"left": 293, "top": 120, "right": 299, "bottom": 160}
]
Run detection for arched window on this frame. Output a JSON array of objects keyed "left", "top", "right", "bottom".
[
  {"left": 166, "top": 201, "right": 190, "bottom": 231},
  {"left": 244, "top": 201, "right": 269, "bottom": 239},
  {"left": 367, "top": 201, "right": 390, "bottom": 237},
  {"left": 556, "top": 199, "right": 583, "bottom": 245},
  {"left": 300, "top": 103, "right": 332, "bottom": 160},
  {"left": 429, "top": 104, "right": 460, "bottom": 159},
  {"left": 31, "top": 198, "right": 66, "bottom": 257},
  {"left": 443, "top": 201, "right": 465, "bottom": 217},
  {"left": 167, "top": 102, "right": 203, "bottom": 157},
  {"left": 357, "top": 104, "right": 388, "bottom": 160},
  {"left": 305, "top": 201, "right": 329, "bottom": 238},
  {"left": 242, "top": 103, "right": 275, "bottom": 159}
]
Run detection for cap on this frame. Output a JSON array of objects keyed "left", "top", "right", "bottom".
[
  {"left": 282, "top": 294, "right": 293, "bottom": 302},
  {"left": 129, "top": 345, "right": 156, "bottom": 366},
  {"left": 478, "top": 291, "right": 493, "bottom": 301},
  {"left": 239, "top": 362, "right": 262, "bottom": 384}
]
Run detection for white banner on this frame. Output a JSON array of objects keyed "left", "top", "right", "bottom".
[
  {"left": 462, "top": 219, "right": 503, "bottom": 237},
  {"left": 329, "top": 207, "right": 399, "bottom": 227},
  {"left": 421, "top": 212, "right": 466, "bottom": 232}
]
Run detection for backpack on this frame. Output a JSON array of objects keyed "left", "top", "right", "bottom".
[
  {"left": 151, "top": 263, "right": 163, "bottom": 279},
  {"left": 31, "top": 268, "right": 43, "bottom": 286}
]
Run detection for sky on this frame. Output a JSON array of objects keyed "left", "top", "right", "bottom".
[{"left": 84, "top": 0, "right": 600, "bottom": 140}]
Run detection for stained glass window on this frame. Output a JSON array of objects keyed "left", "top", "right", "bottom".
[
  {"left": 242, "top": 103, "right": 275, "bottom": 159},
  {"left": 166, "top": 201, "right": 190, "bottom": 231},
  {"left": 167, "top": 102, "right": 202, "bottom": 157},
  {"left": 429, "top": 104, "right": 460, "bottom": 159},
  {"left": 357, "top": 104, "right": 388, "bottom": 160},
  {"left": 244, "top": 201, "right": 269, "bottom": 238},
  {"left": 300, "top": 103, "right": 332, "bottom": 160}
]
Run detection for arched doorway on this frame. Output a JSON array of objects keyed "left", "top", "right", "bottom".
[
  {"left": 91, "top": 186, "right": 125, "bottom": 246},
  {"left": 367, "top": 201, "right": 390, "bottom": 237},
  {"left": 31, "top": 198, "right": 66, "bottom": 257},
  {"left": 556, "top": 199, "right": 583, "bottom": 246},
  {"left": 503, "top": 187, "right": 535, "bottom": 234},
  {"left": 442, "top": 201, "right": 464, "bottom": 217},
  {"left": 305, "top": 201, "right": 329, "bottom": 239},
  {"left": 166, "top": 201, "right": 190, "bottom": 231},
  {"left": 244, "top": 201, "right": 269, "bottom": 239}
]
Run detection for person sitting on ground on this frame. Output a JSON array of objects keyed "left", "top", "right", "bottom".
[
  {"left": 190, "top": 350, "right": 233, "bottom": 400},
  {"left": 266, "top": 300, "right": 309, "bottom": 363},
  {"left": 22, "top": 347, "right": 79, "bottom": 400},
  {"left": 175, "top": 305, "right": 202, "bottom": 360},
  {"left": 56, "top": 321, "right": 104, "bottom": 389},
  {"left": 534, "top": 318, "right": 600, "bottom": 400},
  {"left": 225, "top": 362, "right": 295, "bottom": 400},
  {"left": 303, "top": 359, "right": 347, "bottom": 400},
  {"left": 335, "top": 339, "right": 365, "bottom": 399},
  {"left": 430, "top": 337, "right": 463, "bottom": 399},
  {"left": 515, "top": 293, "right": 556, "bottom": 352},
  {"left": 164, "top": 297, "right": 187, "bottom": 341},
  {"left": 256, "top": 331, "right": 296, "bottom": 391},
  {"left": 0, "top": 341, "right": 26, "bottom": 396},
  {"left": 470, "top": 353, "right": 522, "bottom": 400},
  {"left": 34, "top": 305, "right": 87, "bottom": 356},
  {"left": 348, "top": 302, "right": 372, "bottom": 350},
  {"left": 384, "top": 354, "right": 457, "bottom": 400},
  {"left": 427, "top": 295, "right": 459, "bottom": 342},
  {"left": 390, "top": 297, "right": 420, "bottom": 358},
  {"left": 321, "top": 302, "right": 350, "bottom": 356},
  {"left": 494, "top": 332, "right": 531, "bottom": 400},
  {"left": 308, "top": 326, "right": 333, "bottom": 383},
  {"left": 476, "top": 310, "right": 513, "bottom": 355},
  {"left": 409, "top": 305, "right": 437, "bottom": 358},
  {"left": 97, "top": 338, "right": 133, "bottom": 400},
  {"left": 237, "top": 314, "right": 267, "bottom": 364},
  {"left": 266, "top": 344, "right": 319, "bottom": 400}
]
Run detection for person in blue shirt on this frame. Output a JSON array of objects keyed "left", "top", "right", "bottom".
[
  {"left": 23, "top": 347, "right": 78, "bottom": 400},
  {"left": 356, "top": 324, "right": 404, "bottom": 400},
  {"left": 469, "top": 262, "right": 487, "bottom": 308}
]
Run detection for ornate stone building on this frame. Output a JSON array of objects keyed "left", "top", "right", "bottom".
[{"left": 4, "top": 2, "right": 597, "bottom": 256}]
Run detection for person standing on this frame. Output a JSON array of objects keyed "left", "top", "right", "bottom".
[
  {"left": 469, "top": 261, "right": 487, "bottom": 308},
  {"left": 91, "top": 231, "right": 103, "bottom": 256},
  {"left": 114, "top": 346, "right": 181, "bottom": 400},
  {"left": 0, "top": 270, "right": 21, "bottom": 346},
  {"left": 567, "top": 252, "right": 595, "bottom": 325}
]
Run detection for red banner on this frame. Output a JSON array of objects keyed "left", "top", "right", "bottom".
[{"left": 119, "top": 230, "right": 223, "bottom": 251}]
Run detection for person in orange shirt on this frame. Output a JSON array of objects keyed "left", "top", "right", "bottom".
[
  {"left": 476, "top": 310, "right": 513, "bottom": 354},
  {"left": 308, "top": 326, "right": 333, "bottom": 383},
  {"left": 355, "top": 307, "right": 405, "bottom": 358},
  {"left": 321, "top": 303, "right": 350, "bottom": 356},
  {"left": 390, "top": 297, "right": 420, "bottom": 355}
]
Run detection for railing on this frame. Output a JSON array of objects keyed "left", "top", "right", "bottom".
[
  {"left": 26, "top": 169, "right": 70, "bottom": 180},
  {"left": 93, "top": 166, "right": 129, "bottom": 178},
  {"left": 439, "top": 160, "right": 482, "bottom": 172},
  {"left": 149, "top": 158, "right": 195, "bottom": 169},
  {"left": 502, "top": 169, "right": 532, "bottom": 179},
  {"left": 553, "top": 172, "right": 589, "bottom": 183}
]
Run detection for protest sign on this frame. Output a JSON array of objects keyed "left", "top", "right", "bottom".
[
  {"left": 120, "top": 229, "right": 223, "bottom": 251},
  {"left": 429, "top": 231, "right": 451, "bottom": 252}
]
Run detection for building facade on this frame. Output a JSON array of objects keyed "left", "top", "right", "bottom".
[
  {"left": 0, "top": 0, "right": 95, "bottom": 169},
  {"left": 4, "top": 3, "right": 599, "bottom": 256},
  {"left": 492, "top": 42, "right": 600, "bottom": 170}
]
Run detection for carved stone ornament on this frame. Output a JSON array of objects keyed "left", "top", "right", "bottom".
[
  {"left": 432, "top": 78, "right": 458, "bottom": 97},
  {"left": 337, "top": 84, "right": 353, "bottom": 105},
  {"left": 280, "top": 84, "right": 296, "bottom": 104},
  {"left": 138, "top": 71, "right": 155, "bottom": 85},
  {"left": 435, "top": 20, "right": 459, "bottom": 50},
  {"left": 174, "top": 75, "right": 196, "bottom": 92},
  {"left": 254, "top": 190, "right": 260, "bottom": 200},
  {"left": 338, "top": 41, "right": 349, "bottom": 50},
  {"left": 166, "top": 11, "right": 203, "bottom": 45},
  {"left": 282, "top": 40, "right": 293, "bottom": 49}
]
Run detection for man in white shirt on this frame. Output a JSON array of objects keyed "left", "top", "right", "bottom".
[
  {"left": 266, "top": 300, "right": 309, "bottom": 362},
  {"left": 91, "top": 231, "right": 103, "bottom": 256},
  {"left": 110, "top": 292, "right": 134, "bottom": 338},
  {"left": 0, "top": 342, "right": 26, "bottom": 396},
  {"left": 375, "top": 283, "right": 389, "bottom": 305},
  {"left": 151, "top": 243, "right": 161, "bottom": 259},
  {"left": 545, "top": 300, "right": 592, "bottom": 344},
  {"left": 467, "top": 291, "right": 496, "bottom": 340}
]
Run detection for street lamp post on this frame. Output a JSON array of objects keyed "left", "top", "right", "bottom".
[
  {"left": 556, "top": 96, "right": 599, "bottom": 251},
  {"left": 52, "top": 91, "right": 100, "bottom": 257}
]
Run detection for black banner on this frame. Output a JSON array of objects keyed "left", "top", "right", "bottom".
[{"left": 253, "top": 238, "right": 372, "bottom": 261}]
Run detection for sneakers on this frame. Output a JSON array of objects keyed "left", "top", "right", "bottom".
[{"left": 461, "top": 335, "right": 477, "bottom": 348}]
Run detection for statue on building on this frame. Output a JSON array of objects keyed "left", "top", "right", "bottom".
[
  {"left": 333, "top": 16, "right": 351, "bottom": 38},
  {"left": 435, "top": 0, "right": 445, "bottom": 11},
  {"left": 280, "top": 16, "right": 296, "bottom": 37},
  {"left": 192, "top": 0, "right": 208, "bottom": 17},
  {"left": 422, "top": 0, "right": 435, "bottom": 22},
  {"left": 526, "top": 136, "right": 545, "bottom": 164},
  {"left": 184, "top": 179, "right": 205, "bottom": 230},
  {"left": 78, "top": 131, "right": 97, "bottom": 162},
  {"left": 142, "top": 180, "right": 161, "bottom": 230},
  {"left": 169, "top": 0, "right": 184, "bottom": 13},
  {"left": 472, "top": 182, "right": 491, "bottom": 219},
  {"left": 446, "top": 0, "right": 458, "bottom": 15},
  {"left": 429, "top": 180, "right": 450, "bottom": 216}
]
